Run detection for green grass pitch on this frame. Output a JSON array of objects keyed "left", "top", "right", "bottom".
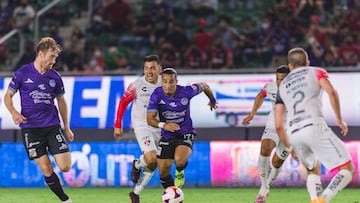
[{"left": 0, "top": 187, "right": 358, "bottom": 203}]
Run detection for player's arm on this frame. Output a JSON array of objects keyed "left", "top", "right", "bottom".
[
  {"left": 4, "top": 89, "right": 26, "bottom": 125},
  {"left": 319, "top": 77, "right": 348, "bottom": 135},
  {"left": 56, "top": 95, "right": 74, "bottom": 142},
  {"left": 198, "top": 82, "right": 217, "bottom": 111},
  {"left": 114, "top": 84, "right": 136, "bottom": 138},
  {"left": 147, "top": 111, "right": 179, "bottom": 132},
  {"left": 241, "top": 89, "right": 266, "bottom": 125}
]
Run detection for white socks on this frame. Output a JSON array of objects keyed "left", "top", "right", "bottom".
[
  {"left": 135, "top": 155, "right": 147, "bottom": 169},
  {"left": 322, "top": 169, "right": 352, "bottom": 202},
  {"left": 258, "top": 155, "right": 270, "bottom": 195},
  {"left": 307, "top": 174, "right": 322, "bottom": 200},
  {"left": 133, "top": 167, "right": 155, "bottom": 195},
  {"left": 267, "top": 163, "right": 280, "bottom": 186}
]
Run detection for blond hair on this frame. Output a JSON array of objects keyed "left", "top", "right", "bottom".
[
  {"left": 287, "top": 47, "right": 308, "bottom": 68},
  {"left": 35, "top": 37, "right": 62, "bottom": 55}
]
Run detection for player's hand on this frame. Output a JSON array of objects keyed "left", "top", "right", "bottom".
[
  {"left": 208, "top": 102, "right": 218, "bottom": 111},
  {"left": 337, "top": 120, "right": 348, "bottom": 136},
  {"left": 114, "top": 128, "right": 124, "bottom": 138},
  {"left": 12, "top": 111, "right": 27, "bottom": 125},
  {"left": 241, "top": 114, "right": 253, "bottom": 125},
  {"left": 64, "top": 128, "right": 75, "bottom": 142},
  {"left": 164, "top": 123, "right": 180, "bottom": 132}
]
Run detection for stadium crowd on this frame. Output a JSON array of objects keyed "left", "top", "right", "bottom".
[{"left": 0, "top": 0, "right": 360, "bottom": 73}]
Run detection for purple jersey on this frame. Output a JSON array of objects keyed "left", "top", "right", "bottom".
[
  {"left": 148, "top": 84, "right": 201, "bottom": 140},
  {"left": 8, "top": 63, "right": 65, "bottom": 128}
]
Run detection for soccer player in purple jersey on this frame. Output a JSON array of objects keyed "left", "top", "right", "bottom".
[
  {"left": 4, "top": 37, "right": 74, "bottom": 203},
  {"left": 147, "top": 67, "right": 217, "bottom": 189}
]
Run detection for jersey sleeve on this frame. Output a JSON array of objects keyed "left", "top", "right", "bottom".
[
  {"left": 147, "top": 89, "right": 160, "bottom": 112},
  {"left": 188, "top": 83, "right": 201, "bottom": 98},
  {"left": 8, "top": 70, "right": 22, "bottom": 92},
  {"left": 55, "top": 72, "right": 65, "bottom": 97},
  {"left": 275, "top": 90, "right": 284, "bottom": 104},
  {"left": 315, "top": 67, "right": 328, "bottom": 80},
  {"left": 260, "top": 84, "right": 267, "bottom": 97},
  {"left": 114, "top": 83, "right": 136, "bottom": 128}
]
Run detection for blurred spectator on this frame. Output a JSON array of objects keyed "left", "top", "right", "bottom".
[
  {"left": 213, "top": 14, "right": 240, "bottom": 49},
  {"left": 322, "top": 50, "right": 341, "bottom": 68},
  {"left": 207, "top": 34, "right": 234, "bottom": 69},
  {"left": 0, "top": 37, "right": 7, "bottom": 66},
  {"left": 306, "top": 35, "right": 325, "bottom": 66},
  {"left": 184, "top": 43, "right": 207, "bottom": 69},
  {"left": 0, "top": 0, "right": 15, "bottom": 33},
  {"left": 159, "top": 40, "right": 181, "bottom": 67},
  {"left": 104, "top": 45, "right": 129, "bottom": 72},
  {"left": 337, "top": 34, "right": 360, "bottom": 66},
  {"left": 11, "top": 0, "right": 35, "bottom": 33},
  {"left": 12, "top": 40, "right": 35, "bottom": 71},
  {"left": 84, "top": 46, "right": 105, "bottom": 74},
  {"left": 340, "top": 4, "right": 360, "bottom": 33},
  {"left": 153, "top": 4, "right": 173, "bottom": 45},
  {"left": 270, "top": 21, "right": 291, "bottom": 68},
  {"left": 187, "top": 0, "right": 218, "bottom": 17},
  {"left": 47, "top": 23, "right": 64, "bottom": 47},
  {"left": 102, "top": 0, "right": 133, "bottom": 34},
  {"left": 87, "top": 6, "right": 107, "bottom": 35},
  {"left": 294, "top": 0, "right": 323, "bottom": 28},
  {"left": 193, "top": 18, "right": 212, "bottom": 53},
  {"left": 63, "top": 26, "right": 86, "bottom": 72},
  {"left": 165, "top": 22, "right": 189, "bottom": 52},
  {"left": 132, "top": 5, "right": 156, "bottom": 46}
]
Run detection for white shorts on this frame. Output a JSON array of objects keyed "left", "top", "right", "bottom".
[
  {"left": 134, "top": 126, "right": 161, "bottom": 154},
  {"left": 288, "top": 118, "right": 352, "bottom": 171},
  {"left": 262, "top": 125, "right": 288, "bottom": 160}
]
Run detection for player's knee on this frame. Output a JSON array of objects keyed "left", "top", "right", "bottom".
[
  {"left": 260, "top": 147, "right": 272, "bottom": 156},
  {"left": 58, "top": 164, "right": 71, "bottom": 172}
]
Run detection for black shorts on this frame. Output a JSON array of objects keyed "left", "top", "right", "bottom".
[
  {"left": 21, "top": 125, "right": 69, "bottom": 160},
  {"left": 157, "top": 133, "right": 196, "bottom": 159}
]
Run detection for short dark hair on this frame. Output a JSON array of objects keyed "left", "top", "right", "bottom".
[
  {"left": 276, "top": 65, "right": 290, "bottom": 73},
  {"left": 144, "top": 54, "right": 160, "bottom": 63},
  {"left": 162, "top": 67, "right": 177, "bottom": 75}
]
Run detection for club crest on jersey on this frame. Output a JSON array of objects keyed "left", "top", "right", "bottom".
[
  {"left": 181, "top": 98, "right": 188, "bottom": 105},
  {"left": 49, "top": 79, "right": 56, "bottom": 87},
  {"left": 143, "top": 136, "right": 151, "bottom": 146}
]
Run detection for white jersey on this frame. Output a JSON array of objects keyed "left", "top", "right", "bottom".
[
  {"left": 261, "top": 81, "right": 278, "bottom": 127},
  {"left": 277, "top": 66, "right": 327, "bottom": 130},
  {"left": 130, "top": 76, "right": 161, "bottom": 128}
]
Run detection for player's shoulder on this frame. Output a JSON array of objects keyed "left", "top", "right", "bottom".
[{"left": 48, "top": 68, "right": 62, "bottom": 78}]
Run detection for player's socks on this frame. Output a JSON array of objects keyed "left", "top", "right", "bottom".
[
  {"left": 258, "top": 155, "right": 270, "bottom": 193},
  {"left": 45, "top": 172, "right": 69, "bottom": 201},
  {"left": 135, "top": 155, "right": 147, "bottom": 169},
  {"left": 322, "top": 169, "right": 352, "bottom": 202},
  {"left": 306, "top": 174, "right": 322, "bottom": 201},
  {"left": 160, "top": 174, "right": 174, "bottom": 189},
  {"left": 133, "top": 166, "right": 154, "bottom": 195},
  {"left": 267, "top": 163, "right": 280, "bottom": 186}
]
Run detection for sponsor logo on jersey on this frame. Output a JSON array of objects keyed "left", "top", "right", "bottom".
[{"left": 25, "top": 78, "right": 34, "bottom": 83}]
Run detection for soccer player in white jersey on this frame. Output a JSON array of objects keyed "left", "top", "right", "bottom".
[
  {"left": 274, "top": 47, "right": 355, "bottom": 203},
  {"left": 114, "top": 54, "right": 163, "bottom": 203},
  {"left": 242, "top": 65, "right": 290, "bottom": 203}
]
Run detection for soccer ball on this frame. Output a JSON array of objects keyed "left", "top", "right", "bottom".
[{"left": 162, "top": 186, "right": 184, "bottom": 203}]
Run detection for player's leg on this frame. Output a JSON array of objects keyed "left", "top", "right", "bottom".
[
  {"left": 313, "top": 123, "right": 355, "bottom": 202},
  {"left": 267, "top": 141, "right": 289, "bottom": 186},
  {"left": 174, "top": 133, "right": 196, "bottom": 188},
  {"left": 47, "top": 126, "right": 72, "bottom": 203},
  {"left": 255, "top": 138, "right": 275, "bottom": 202},
  {"left": 157, "top": 137, "right": 176, "bottom": 188}
]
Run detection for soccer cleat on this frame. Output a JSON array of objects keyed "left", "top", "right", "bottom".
[
  {"left": 129, "top": 192, "right": 140, "bottom": 203},
  {"left": 62, "top": 198, "right": 72, "bottom": 203},
  {"left": 131, "top": 159, "right": 141, "bottom": 184},
  {"left": 175, "top": 170, "right": 185, "bottom": 188},
  {"left": 310, "top": 196, "right": 325, "bottom": 203},
  {"left": 255, "top": 195, "right": 267, "bottom": 203}
]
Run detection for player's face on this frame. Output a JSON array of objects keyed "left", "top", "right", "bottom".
[
  {"left": 40, "top": 48, "right": 59, "bottom": 70},
  {"left": 144, "top": 61, "right": 161, "bottom": 84},
  {"left": 161, "top": 73, "right": 177, "bottom": 96},
  {"left": 276, "top": 72, "right": 288, "bottom": 87}
]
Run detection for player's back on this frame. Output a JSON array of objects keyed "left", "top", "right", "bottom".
[{"left": 278, "top": 67, "right": 325, "bottom": 128}]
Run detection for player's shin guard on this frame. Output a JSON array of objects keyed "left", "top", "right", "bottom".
[
  {"left": 306, "top": 174, "right": 322, "bottom": 201},
  {"left": 45, "top": 172, "right": 69, "bottom": 201},
  {"left": 160, "top": 174, "right": 174, "bottom": 188},
  {"left": 322, "top": 169, "right": 352, "bottom": 202},
  {"left": 133, "top": 167, "right": 154, "bottom": 195},
  {"left": 258, "top": 155, "right": 270, "bottom": 191}
]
